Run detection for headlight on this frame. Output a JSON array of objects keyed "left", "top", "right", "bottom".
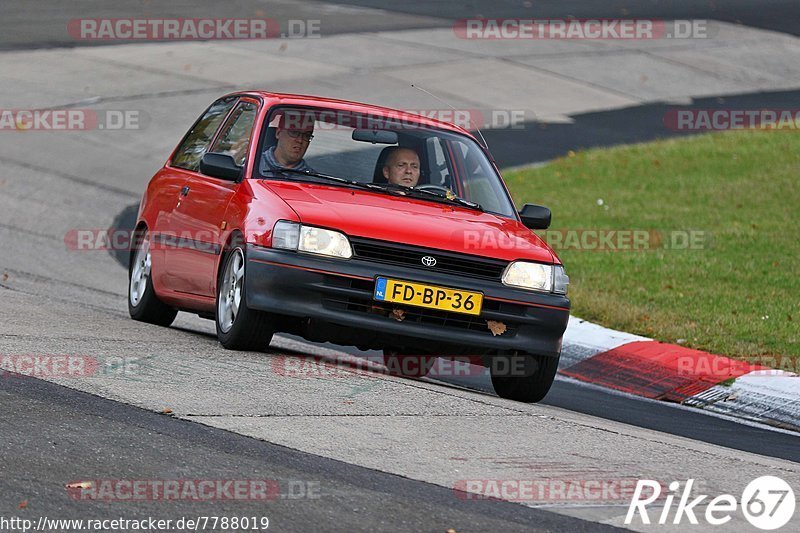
[
  {"left": 272, "top": 220, "right": 352, "bottom": 259},
  {"left": 299, "top": 226, "right": 353, "bottom": 258},
  {"left": 502, "top": 261, "right": 553, "bottom": 292},
  {"left": 502, "top": 262, "right": 570, "bottom": 294}
]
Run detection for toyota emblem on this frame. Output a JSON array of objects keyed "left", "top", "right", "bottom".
[{"left": 421, "top": 256, "right": 437, "bottom": 267}]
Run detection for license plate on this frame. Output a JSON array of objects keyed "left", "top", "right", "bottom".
[{"left": 373, "top": 277, "right": 483, "bottom": 316}]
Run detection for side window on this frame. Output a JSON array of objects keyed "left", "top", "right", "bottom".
[
  {"left": 449, "top": 140, "right": 504, "bottom": 214},
  {"left": 209, "top": 101, "right": 258, "bottom": 167},
  {"left": 172, "top": 97, "right": 237, "bottom": 171}
]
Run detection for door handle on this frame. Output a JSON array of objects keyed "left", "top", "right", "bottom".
[{"left": 180, "top": 185, "right": 190, "bottom": 197}]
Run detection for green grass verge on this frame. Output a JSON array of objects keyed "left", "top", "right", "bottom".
[{"left": 504, "top": 130, "right": 800, "bottom": 361}]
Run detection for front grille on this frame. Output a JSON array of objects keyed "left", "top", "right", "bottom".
[{"left": 350, "top": 237, "right": 508, "bottom": 280}]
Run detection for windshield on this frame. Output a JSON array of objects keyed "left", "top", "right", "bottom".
[{"left": 255, "top": 106, "right": 517, "bottom": 218}]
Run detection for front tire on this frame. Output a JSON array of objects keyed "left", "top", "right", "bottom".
[
  {"left": 216, "top": 245, "right": 274, "bottom": 351},
  {"left": 490, "top": 351, "right": 559, "bottom": 403},
  {"left": 128, "top": 229, "right": 177, "bottom": 327}
]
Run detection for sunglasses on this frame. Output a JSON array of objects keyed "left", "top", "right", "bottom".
[{"left": 285, "top": 130, "right": 314, "bottom": 142}]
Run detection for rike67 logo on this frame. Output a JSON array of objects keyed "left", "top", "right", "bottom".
[{"left": 626, "top": 476, "right": 795, "bottom": 530}]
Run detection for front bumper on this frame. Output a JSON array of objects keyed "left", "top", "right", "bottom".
[{"left": 245, "top": 245, "right": 570, "bottom": 357}]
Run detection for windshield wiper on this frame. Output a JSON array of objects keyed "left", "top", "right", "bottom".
[
  {"left": 380, "top": 183, "right": 483, "bottom": 212},
  {"left": 269, "top": 168, "right": 385, "bottom": 192}
]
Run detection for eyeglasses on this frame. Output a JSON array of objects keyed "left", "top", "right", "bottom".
[{"left": 285, "top": 130, "right": 314, "bottom": 142}]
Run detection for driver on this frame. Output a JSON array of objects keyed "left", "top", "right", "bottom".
[
  {"left": 261, "top": 111, "right": 316, "bottom": 173},
  {"left": 382, "top": 146, "right": 420, "bottom": 187}
]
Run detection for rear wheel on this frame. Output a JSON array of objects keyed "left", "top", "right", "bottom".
[
  {"left": 216, "top": 245, "right": 274, "bottom": 351},
  {"left": 490, "top": 351, "right": 559, "bottom": 403},
  {"left": 128, "top": 229, "right": 177, "bottom": 326}
]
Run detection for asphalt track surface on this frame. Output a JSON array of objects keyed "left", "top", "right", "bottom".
[
  {"left": 0, "top": 376, "right": 615, "bottom": 533},
  {"left": 482, "top": 88, "right": 800, "bottom": 168},
  {"left": 0, "top": 0, "right": 444, "bottom": 51},
  {"left": 319, "top": 0, "right": 800, "bottom": 37},
  {"left": 1, "top": 1, "right": 799, "bottom": 531},
  {"left": 1, "top": 0, "right": 798, "bottom": 51}
]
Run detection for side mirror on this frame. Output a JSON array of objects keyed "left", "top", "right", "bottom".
[
  {"left": 519, "top": 203, "right": 551, "bottom": 229},
  {"left": 200, "top": 152, "right": 243, "bottom": 181}
]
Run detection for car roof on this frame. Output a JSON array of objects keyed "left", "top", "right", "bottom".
[{"left": 229, "top": 90, "right": 479, "bottom": 140}]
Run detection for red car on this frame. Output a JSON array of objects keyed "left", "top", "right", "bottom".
[{"left": 128, "top": 91, "right": 570, "bottom": 402}]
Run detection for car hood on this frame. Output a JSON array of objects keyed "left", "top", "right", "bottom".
[{"left": 258, "top": 180, "right": 556, "bottom": 263}]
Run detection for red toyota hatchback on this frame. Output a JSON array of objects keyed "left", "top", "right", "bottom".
[{"left": 128, "top": 91, "right": 570, "bottom": 402}]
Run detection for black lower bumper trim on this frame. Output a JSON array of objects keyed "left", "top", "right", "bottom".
[{"left": 244, "top": 246, "right": 569, "bottom": 356}]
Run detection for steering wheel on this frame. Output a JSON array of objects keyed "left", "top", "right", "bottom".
[{"left": 414, "top": 184, "right": 452, "bottom": 196}]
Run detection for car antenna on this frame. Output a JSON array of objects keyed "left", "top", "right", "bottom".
[{"left": 410, "top": 84, "right": 490, "bottom": 150}]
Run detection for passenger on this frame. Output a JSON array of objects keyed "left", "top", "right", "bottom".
[
  {"left": 261, "top": 111, "right": 316, "bottom": 172},
  {"left": 382, "top": 146, "right": 420, "bottom": 187}
]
